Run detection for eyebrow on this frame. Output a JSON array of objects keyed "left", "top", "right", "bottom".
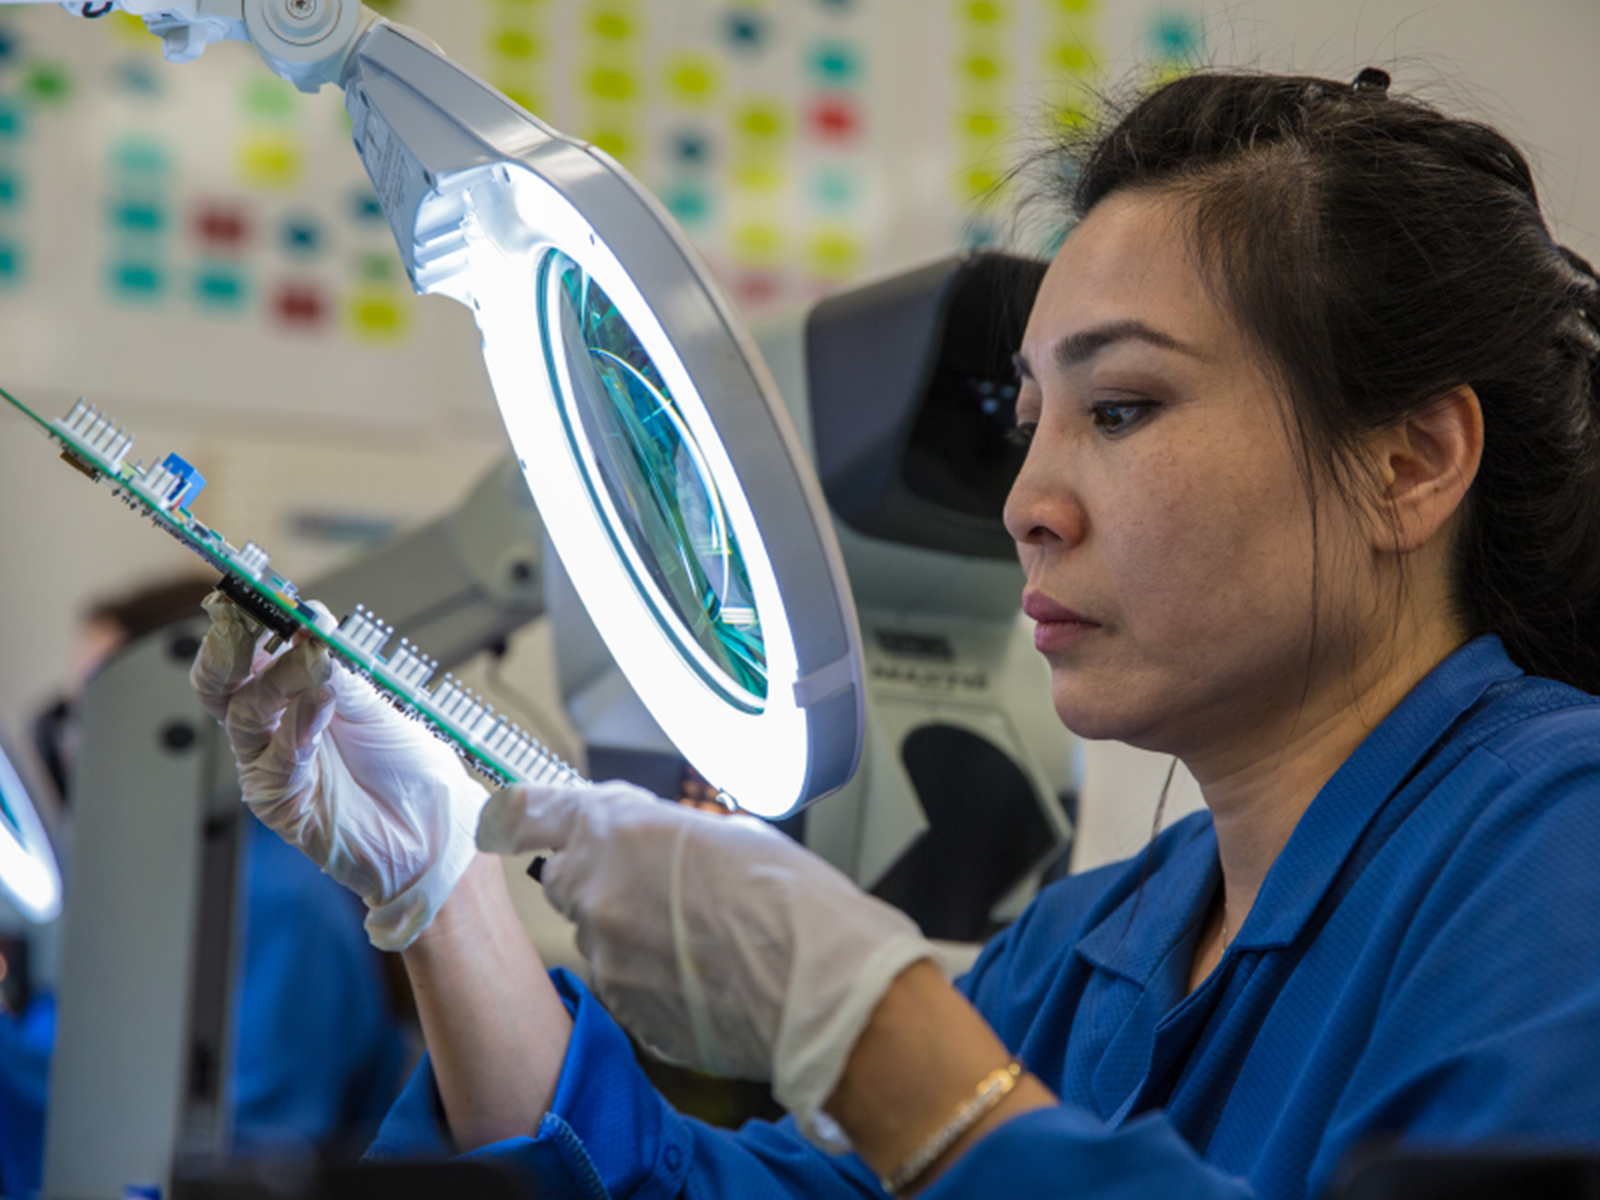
[{"left": 1013, "top": 319, "right": 1203, "bottom": 380}]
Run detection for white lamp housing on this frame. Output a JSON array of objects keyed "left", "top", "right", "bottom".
[{"left": 341, "top": 25, "right": 865, "bottom": 817}]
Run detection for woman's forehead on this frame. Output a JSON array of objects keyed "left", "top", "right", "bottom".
[{"left": 1022, "top": 191, "right": 1232, "bottom": 368}]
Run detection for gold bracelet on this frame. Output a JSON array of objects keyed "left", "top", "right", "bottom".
[{"left": 879, "top": 1060, "right": 1023, "bottom": 1195}]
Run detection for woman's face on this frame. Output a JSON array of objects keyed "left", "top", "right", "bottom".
[{"left": 1006, "top": 189, "right": 1376, "bottom": 762}]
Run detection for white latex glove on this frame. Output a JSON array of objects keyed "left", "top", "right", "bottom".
[
  {"left": 191, "top": 592, "right": 487, "bottom": 951},
  {"left": 477, "top": 780, "right": 935, "bottom": 1148}
]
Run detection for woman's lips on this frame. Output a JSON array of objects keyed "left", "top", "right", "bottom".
[{"left": 1023, "top": 591, "right": 1100, "bottom": 653}]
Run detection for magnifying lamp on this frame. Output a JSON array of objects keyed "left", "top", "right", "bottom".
[
  {"left": 0, "top": 740, "right": 61, "bottom": 923},
  {"left": 4, "top": 1, "right": 866, "bottom": 818},
  {"left": 351, "top": 26, "right": 864, "bottom": 817}
]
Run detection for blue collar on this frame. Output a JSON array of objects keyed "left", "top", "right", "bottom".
[{"left": 1075, "top": 636, "right": 1523, "bottom": 984}]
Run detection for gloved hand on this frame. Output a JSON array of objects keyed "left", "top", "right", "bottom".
[
  {"left": 477, "top": 781, "right": 935, "bottom": 1148},
  {"left": 191, "top": 592, "right": 487, "bottom": 951}
]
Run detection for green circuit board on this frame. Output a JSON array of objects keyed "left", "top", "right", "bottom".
[{"left": 4, "top": 387, "right": 583, "bottom": 791}]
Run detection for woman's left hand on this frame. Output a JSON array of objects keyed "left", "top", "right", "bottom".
[{"left": 476, "top": 781, "right": 936, "bottom": 1146}]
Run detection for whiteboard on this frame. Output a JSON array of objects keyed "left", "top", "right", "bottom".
[{"left": 0, "top": 0, "right": 1587, "bottom": 426}]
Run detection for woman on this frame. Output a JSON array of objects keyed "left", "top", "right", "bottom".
[{"left": 193, "top": 70, "right": 1600, "bottom": 1198}]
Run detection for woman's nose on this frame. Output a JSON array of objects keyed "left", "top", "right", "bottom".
[{"left": 1003, "top": 442, "right": 1086, "bottom": 550}]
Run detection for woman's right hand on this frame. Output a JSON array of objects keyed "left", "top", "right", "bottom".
[{"left": 190, "top": 592, "right": 488, "bottom": 951}]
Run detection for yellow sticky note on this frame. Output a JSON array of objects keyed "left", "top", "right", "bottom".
[
  {"left": 807, "top": 230, "right": 859, "bottom": 277},
  {"left": 490, "top": 28, "right": 541, "bottom": 60},
  {"left": 962, "top": 54, "right": 1004, "bottom": 82},
  {"left": 963, "top": 1, "right": 1007, "bottom": 24},
  {"left": 962, "top": 164, "right": 1002, "bottom": 198},
  {"left": 732, "top": 159, "right": 782, "bottom": 192},
  {"left": 345, "top": 287, "right": 411, "bottom": 341},
  {"left": 590, "top": 9, "right": 633, "bottom": 40},
  {"left": 733, "top": 223, "right": 783, "bottom": 267},
  {"left": 588, "top": 129, "right": 632, "bottom": 162},
  {"left": 587, "top": 67, "right": 635, "bottom": 101},
  {"left": 736, "top": 100, "right": 786, "bottom": 141},
  {"left": 237, "top": 136, "right": 303, "bottom": 190},
  {"left": 666, "top": 54, "right": 720, "bottom": 103},
  {"left": 1052, "top": 40, "right": 1096, "bottom": 74}
]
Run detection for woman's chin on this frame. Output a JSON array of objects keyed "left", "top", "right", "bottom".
[{"left": 1051, "top": 677, "right": 1163, "bottom": 747}]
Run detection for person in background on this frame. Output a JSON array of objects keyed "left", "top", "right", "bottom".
[
  {"left": 0, "top": 577, "right": 408, "bottom": 1198},
  {"left": 196, "top": 70, "right": 1600, "bottom": 1199}
]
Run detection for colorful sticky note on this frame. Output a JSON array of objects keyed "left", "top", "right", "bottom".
[
  {"left": 732, "top": 159, "right": 782, "bottom": 192},
  {"left": 588, "top": 129, "right": 631, "bottom": 161},
  {"left": 355, "top": 251, "right": 399, "bottom": 283},
  {"left": 807, "top": 229, "right": 859, "bottom": 277},
  {"left": 194, "top": 265, "right": 249, "bottom": 310},
  {"left": 113, "top": 60, "right": 161, "bottom": 96},
  {"left": 962, "top": 54, "right": 1003, "bottom": 82},
  {"left": 724, "top": 11, "right": 767, "bottom": 51},
  {"left": 493, "top": 82, "right": 545, "bottom": 115},
  {"left": 663, "top": 183, "right": 712, "bottom": 227},
  {"left": 108, "top": 11, "right": 158, "bottom": 45},
  {"left": 810, "top": 41, "right": 861, "bottom": 85},
  {"left": 345, "top": 286, "right": 411, "bottom": 341},
  {"left": 672, "top": 131, "right": 710, "bottom": 165},
  {"left": 195, "top": 204, "right": 250, "bottom": 251},
  {"left": 587, "top": 68, "right": 635, "bottom": 101},
  {"left": 0, "top": 170, "right": 21, "bottom": 209},
  {"left": 0, "top": 98, "right": 23, "bottom": 141},
  {"left": 963, "top": 1, "right": 1007, "bottom": 24},
  {"left": 244, "top": 75, "right": 297, "bottom": 119},
  {"left": 736, "top": 101, "right": 786, "bottom": 141},
  {"left": 732, "top": 222, "right": 783, "bottom": 267},
  {"left": 0, "top": 240, "right": 22, "bottom": 285},
  {"left": 23, "top": 63, "right": 72, "bottom": 106},
  {"left": 733, "top": 271, "right": 780, "bottom": 306},
  {"left": 0, "top": 29, "right": 18, "bottom": 65},
  {"left": 808, "top": 95, "right": 861, "bottom": 140},
  {"left": 349, "top": 188, "right": 385, "bottom": 224},
  {"left": 962, "top": 165, "right": 1001, "bottom": 198},
  {"left": 237, "top": 135, "right": 303, "bottom": 190},
  {"left": 666, "top": 54, "right": 719, "bottom": 103},
  {"left": 274, "top": 281, "right": 327, "bottom": 328},
  {"left": 112, "top": 200, "right": 165, "bottom": 234},
  {"left": 110, "top": 261, "right": 164, "bottom": 299},
  {"left": 589, "top": 9, "right": 633, "bottom": 41},
  {"left": 1152, "top": 14, "right": 1200, "bottom": 57},
  {"left": 489, "top": 28, "right": 540, "bottom": 59},
  {"left": 812, "top": 168, "right": 856, "bottom": 210},
  {"left": 113, "top": 139, "right": 168, "bottom": 175},
  {"left": 1052, "top": 40, "right": 1095, "bottom": 73},
  {"left": 281, "top": 216, "right": 322, "bottom": 256}
]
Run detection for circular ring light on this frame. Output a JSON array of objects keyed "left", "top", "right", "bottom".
[
  {"left": 0, "top": 741, "right": 62, "bottom": 923},
  {"left": 347, "top": 26, "right": 865, "bottom": 818}
]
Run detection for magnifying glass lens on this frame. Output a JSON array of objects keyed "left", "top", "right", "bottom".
[{"left": 544, "top": 250, "right": 768, "bottom": 705}]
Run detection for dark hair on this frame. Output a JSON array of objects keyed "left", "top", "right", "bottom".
[{"left": 1052, "top": 71, "right": 1600, "bottom": 693}]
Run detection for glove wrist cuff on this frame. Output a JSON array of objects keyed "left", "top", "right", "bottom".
[
  {"left": 776, "top": 935, "right": 937, "bottom": 1150},
  {"left": 362, "top": 827, "right": 480, "bottom": 952}
]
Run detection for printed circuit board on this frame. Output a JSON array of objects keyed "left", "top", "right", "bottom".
[{"left": 4, "top": 388, "right": 584, "bottom": 790}]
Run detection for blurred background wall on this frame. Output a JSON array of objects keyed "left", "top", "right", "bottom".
[{"left": 0, "top": 0, "right": 1595, "bottom": 854}]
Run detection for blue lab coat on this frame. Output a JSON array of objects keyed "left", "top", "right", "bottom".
[
  {"left": 0, "top": 815, "right": 407, "bottom": 1197},
  {"left": 369, "top": 635, "right": 1600, "bottom": 1199}
]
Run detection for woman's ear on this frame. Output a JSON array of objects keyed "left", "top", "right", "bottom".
[{"left": 1373, "top": 385, "right": 1484, "bottom": 555}]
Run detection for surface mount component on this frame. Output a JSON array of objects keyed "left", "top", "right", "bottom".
[{"left": 4, "top": 389, "right": 581, "bottom": 791}]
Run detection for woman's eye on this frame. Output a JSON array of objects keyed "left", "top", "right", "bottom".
[{"left": 1090, "top": 401, "right": 1157, "bottom": 435}]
